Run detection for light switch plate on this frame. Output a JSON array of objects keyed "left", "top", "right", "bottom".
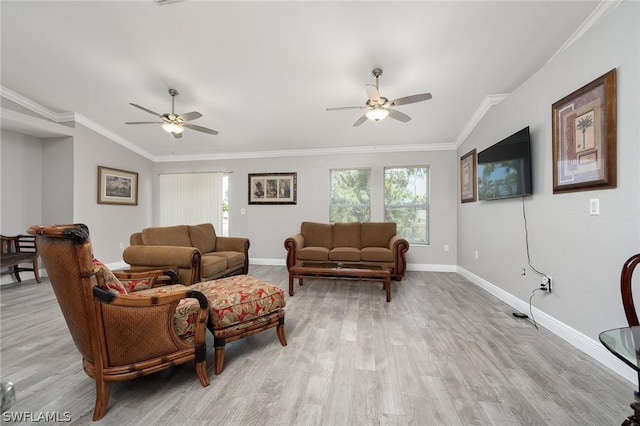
[{"left": 589, "top": 198, "right": 600, "bottom": 215}]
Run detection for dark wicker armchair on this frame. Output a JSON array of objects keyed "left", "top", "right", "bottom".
[{"left": 28, "top": 224, "right": 210, "bottom": 421}]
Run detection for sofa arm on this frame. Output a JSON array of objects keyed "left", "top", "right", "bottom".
[
  {"left": 123, "top": 245, "right": 200, "bottom": 269},
  {"left": 284, "top": 233, "right": 304, "bottom": 271},
  {"left": 389, "top": 235, "right": 410, "bottom": 280}
]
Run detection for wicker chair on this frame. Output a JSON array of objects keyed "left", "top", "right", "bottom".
[{"left": 27, "top": 224, "right": 210, "bottom": 421}]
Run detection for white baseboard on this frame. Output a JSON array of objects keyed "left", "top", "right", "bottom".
[{"left": 457, "top": 266, "right": 636, "bottom": 385}]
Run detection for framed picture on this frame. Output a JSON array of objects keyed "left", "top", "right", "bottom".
[
  {"left": 552, "top": 69, "right": 617, "bottom": 194},
  {"left": 460, "top": 149, "right": 477, "bottom": 203},
  {"left": 97, "top": 166, "right": 138, "bottom": 205},
  {"left": 248, "top": 172, "right": 297, "bottom": 205}
]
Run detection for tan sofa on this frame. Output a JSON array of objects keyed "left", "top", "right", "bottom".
[
  {"left": 123, "top": 223, "right": 249, "bottom": 285},
  {"left": 284, "top": 221, "right": 409, "bottom": 280}
]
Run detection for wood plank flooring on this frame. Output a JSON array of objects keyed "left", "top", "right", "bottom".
[{"left": 0, "top": 266, "right": 634, "bottom": 425}]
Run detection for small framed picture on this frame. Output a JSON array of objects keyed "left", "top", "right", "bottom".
[
  {"left": 460, "top": 149, "right": 477, "bottom": 203},
  {"left": 248, "top": 172, "right": 297, "bottom": 205},
  {"left": 552, "top": 69, "right": 617, "bottom": 194},
  {"left": 97, "top": 166, "right": 138, "bottom": 205}
]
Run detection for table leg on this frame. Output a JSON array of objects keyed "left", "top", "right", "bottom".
[{"left": 385, "top": 275, "right": 391, "bottom": 302}]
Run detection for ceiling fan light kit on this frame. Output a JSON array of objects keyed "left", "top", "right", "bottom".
[
  {"left": 326, "top": 68, "right": 432, "bottom": 127},
  {"left": 161, "top": 122, "right": 184, "bottom": 134},
  {"left": 365, "top": 107, "right": 390, "bottom": 121},
  {"left": 126, "top": 88, "right": 218, "bottom": 138}
]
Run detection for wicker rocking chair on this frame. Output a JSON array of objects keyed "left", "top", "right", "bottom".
[{"left": 28, "top": 224, "right": 210, "bottom": 421}]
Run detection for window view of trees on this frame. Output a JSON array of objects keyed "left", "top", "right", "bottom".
[
  {"left": 384, "top": 167, "right": 429, "bottom": 244},
  {"left": 329, "top": 169, "right": 371, "bottom": 223}
]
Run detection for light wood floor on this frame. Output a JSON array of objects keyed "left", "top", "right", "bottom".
[{"left": 0, "top": 266, "right": 634, "bottom": 425}]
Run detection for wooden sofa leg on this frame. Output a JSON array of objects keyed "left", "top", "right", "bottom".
[
  {"left": 33, "top": 259, "right": 41, "bottom": 283},
  {"left": 92, "top": 379, "right": 111, "bottom": 421},
  {"left": 213, "top": 336, "right": 226, "bottom": 375},
  {"left": 195, "top": 344, "right": 210, "bottom": 386},
  {"left": 277, "top": 317, "right": 287, "bottom": 347}
]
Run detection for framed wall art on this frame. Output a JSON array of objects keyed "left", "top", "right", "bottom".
[
  {"left": 460, "top": 149, "right": 477, "bottom": 203},
  {"left": 248, "top": 172, "right": 297, "bottom": 205},
  {"left": 97, "top": 166, "right": 138, "bottom": 205},
  {"left": 552, "top": 68, "right": 617, "bottom": 194}
]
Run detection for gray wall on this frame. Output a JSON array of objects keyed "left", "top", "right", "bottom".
[
  {"left": 1, "top": 130, "right": 43, "bottom": 235},
  {"left": 0, "top": 123, "right": 154, "bottom": 269},
  {"left": 457, "top": 1, "right": 640, "bottom": 340},
  {"left": 154, "top": 149, "right": 458, "bottom": 268}
]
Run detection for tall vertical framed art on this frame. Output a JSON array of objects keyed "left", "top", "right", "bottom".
[
  {"left": 460, "top": 149, "right": 476, "bottom": 203},
  {"left": 552, "top": 69, "right": 617, "bottom": 194}
]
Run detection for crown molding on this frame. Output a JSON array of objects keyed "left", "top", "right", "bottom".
[
  {"left": 454, "top": 94, "right": 509, "bottom": 149},
  {"left": 550, "top": 0, "right": 624, "bottom": 62},
  {"left": 152, "top": 142, "right": 456, "bottom": 163}
]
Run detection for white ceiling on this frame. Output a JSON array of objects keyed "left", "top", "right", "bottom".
[{"left": 1, "top": 1, "right": 606, "bottom": 161}]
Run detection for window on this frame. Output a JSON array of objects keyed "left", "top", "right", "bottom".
[
  {"left": 329, "top": 168, "right": 371, "bottom": 223},
  {"left": 384, "top": 166, "right": 429, "bottom": 244},
  {"left": 158, "top": 172, "right": 225, "bottom": 232}
]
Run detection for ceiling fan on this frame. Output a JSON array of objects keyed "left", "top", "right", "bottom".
[
  {"left": 126, "top": 88, "right": 218, "bottom": 138},
  {"left": 327, "top": 68, "right": 432, "bottom": 127}
]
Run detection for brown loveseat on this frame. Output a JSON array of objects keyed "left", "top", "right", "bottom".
[
  {"left": 123, "top": 223, "right": 249, "bottom": 285},
  {"left": 284, "top": 221, "right": 409, "bottom": 280}
]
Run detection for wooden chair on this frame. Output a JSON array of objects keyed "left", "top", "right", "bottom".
[
  {"left": 0, "top": 234, "right": 41, "bottom": 283},
  {"left": 621, "top": 253, "right": 640, "bottom": 395},
  {"left": 27, "top": 224, "right": 210, "bottom": 421}
]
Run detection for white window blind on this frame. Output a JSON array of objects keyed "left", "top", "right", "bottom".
[{"left": 159, "top": 173, "right": 224, "bottom": 230}]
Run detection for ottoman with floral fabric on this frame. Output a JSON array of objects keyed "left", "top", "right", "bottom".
[{"left": 190, "top": 275, "right": 287, "bottom": 374}]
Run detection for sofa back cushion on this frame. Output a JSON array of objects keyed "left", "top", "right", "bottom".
[
  {"left": 189, "top": 223, "right": 217, "bottom": 253},
  {"left": 361, "top": 222, "right": 397, "bottom": 247},
  {"left": 130, "top": 232, "right": 143, "bottom": 245},
  {"left": 301, "top": 222, "right": 333, "bottom": 249},
  {"left": 333, "top": 222, "right": 361, "bottom": 248},
  {"left": 141, "top": 225, "right": 191, "bottom": 247}
]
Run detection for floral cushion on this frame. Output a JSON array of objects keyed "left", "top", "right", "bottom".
[
  {"left": 128, "top": 284, "right": 202, "bottom": 341},
  {"left": 191, "top": 275, "right": 285, "bottom": 329},
  {"left": 119, "top": 277, "right": 156, "bottom": 293},
  {"left": 92, "top": 258, "right": 127, "bottom": 295}
]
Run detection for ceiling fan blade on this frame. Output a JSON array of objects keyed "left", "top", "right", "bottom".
[
  {"left": 353, "top": 115, "right": 368, "bottom": 127},
  {"left": 183, "top": 123, "right": 219, "bottom": 135},
  {"left": 390, "top": 93, "right": 432, "bottom": 106},
  {"left": 326, "top": 106, "right": 368, "bottom": 111},
  {"left": 173, "top": 132, "right": 183, "bottom": 139},
  {"left": 178, "top": 111, "right": 203, "bottom": 122},
  {"left": 129, "top": 103, "right": 164, "bottom": 118},
  {"left": 125, "top": 121, "right": 163, "bottom": 125},
  {"left": 365, "top": 84, "right": 381, "bottom": 103},
  {"left": 388, "top": 109, "right": 412, "bottom": 122}
]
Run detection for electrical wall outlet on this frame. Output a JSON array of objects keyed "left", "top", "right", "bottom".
[{"left": 541, "top": 276, "right": 552, "bottom": 293}]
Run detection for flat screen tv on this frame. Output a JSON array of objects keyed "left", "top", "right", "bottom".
[{"left": 477, "top": 126, "right": 532, "bottom": 201}]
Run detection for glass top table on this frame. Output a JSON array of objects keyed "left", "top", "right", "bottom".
[{"left": 599, "top": 326, "right": 640, "bottom": 372}]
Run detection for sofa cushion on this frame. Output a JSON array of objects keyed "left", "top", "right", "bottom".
[
  {"left": 189, "top": 223, "right": 216, "bottom": 254},
  {"left": 301, "top": 222, "right": 333, "bottom": 249},
  {"left": 333, "top": 222, "right": 361, "bottom": 248},
  {"left": 200, "top": 254, "right": 228, "bottom": 278},
  {"left": 361, "top": 222, "right": 397, "bottom": 248},
  {"left": 130, "top": 232, "right": 143, "bottom": 245},
  {"left": 211, "top": 251, "right": 245, "bottom": 269},
  {"left": 141, "top": 225, "right": 191, "bottom": 247},
  {"left": 329, "top": 247, "right": 361, "bottom": 262},
  {"left": 191, "top": 275, "right": 285, "bottom": 329},
  {"left": 298, "top": 247, "right": 330, "bottom": 261},
  {"left": 361, "top": 247, "right": 394, "bottom": 262}
]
